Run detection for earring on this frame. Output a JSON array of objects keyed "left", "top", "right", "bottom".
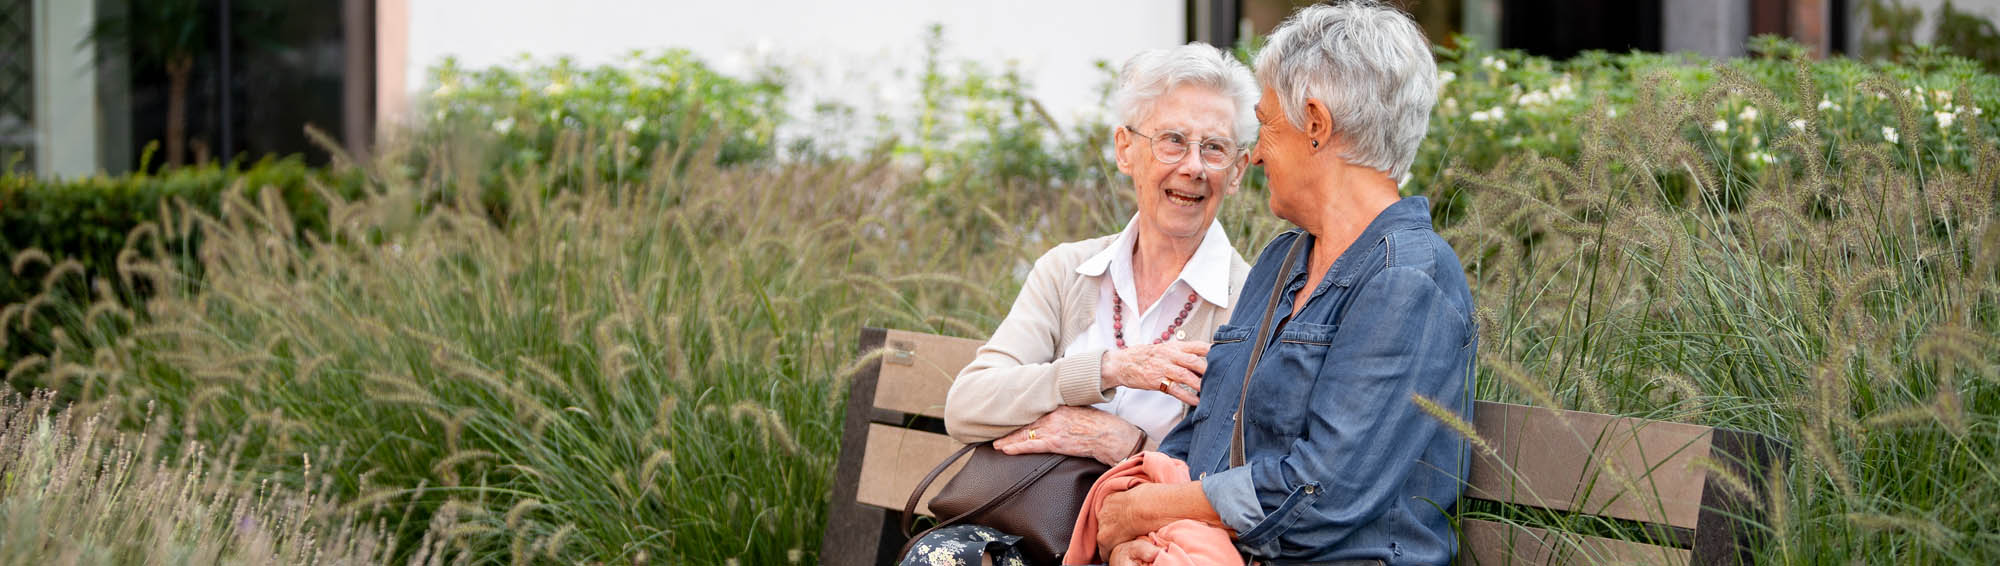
[{"left": 1310, "top": 140, "right": 1319, "bottom": 148}]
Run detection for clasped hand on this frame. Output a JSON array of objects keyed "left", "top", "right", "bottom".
[{"left": 1101, "top": 340, "right": 1209, "bottom": 406}]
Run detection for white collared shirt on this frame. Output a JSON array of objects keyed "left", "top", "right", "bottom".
[{"left": 1066, "top": 216, "right": 1235, "bottom": 445}]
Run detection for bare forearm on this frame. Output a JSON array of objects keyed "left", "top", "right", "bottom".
[
  {"left": 1148, "top": 481, "right": 1226, "bottom": 531},
  {"left": 1097, "top": 481, "right": 1231, "bottom": 555}
]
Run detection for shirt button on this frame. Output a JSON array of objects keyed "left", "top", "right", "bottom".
[
  {"left": 1304, "top": 485, "right": 1317, "bottom": 494},
  {"left": 1199, "top": 472, "right": 1208, "bottom": 480},
  {"left": 1174, "top": 330, "right": 1187, "bottom": 340}
]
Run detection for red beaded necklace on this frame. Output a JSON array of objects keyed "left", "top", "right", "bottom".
[{"left": 1113, "top": 290, "right": 1200, "bottom": 349}]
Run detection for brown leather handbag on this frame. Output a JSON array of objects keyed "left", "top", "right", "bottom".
[{"left": 900, "top": 443, "right": 1109, "bottom": 564}]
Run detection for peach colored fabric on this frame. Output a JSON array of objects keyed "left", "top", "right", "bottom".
[{"left": 1064, "top": 452, "right": 1242, "bottom": 566}]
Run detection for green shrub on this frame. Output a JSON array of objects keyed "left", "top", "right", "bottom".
[
  {"left": 0, "top": 157, "right": 364, "bottom": 377},
  {"left": 1416, "top": 36, "right": 1998, "bottom": 206},
  {"left": 420, "top": 50, "right": 785, "bottom": 183}
]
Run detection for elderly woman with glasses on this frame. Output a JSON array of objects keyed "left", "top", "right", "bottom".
[
  {"left": 902, "top": 43, "right": 1258, "bottom": 565},
  {"left": 1093, "top": 2, "right": 1477, "bottom": 565}
]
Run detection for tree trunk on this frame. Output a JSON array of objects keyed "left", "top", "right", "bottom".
[{"left": 165, "top": 55, "right": 192, "bottom": 168}]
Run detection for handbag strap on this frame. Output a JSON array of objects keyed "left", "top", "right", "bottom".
[
  {"left": 897, "top": 443, "right": 1066, "bottom": 558},
  {"left": 1231, "top": 231, "right": 1311, "bottom": 468}
]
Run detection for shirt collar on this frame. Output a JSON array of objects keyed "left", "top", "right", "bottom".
[{"left": 1076, "top": 215, "right": 1236, "bottom": 309}]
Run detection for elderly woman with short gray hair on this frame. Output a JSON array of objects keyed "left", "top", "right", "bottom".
[
  {"left": 1095, "top": 2, "right": 1477, "bottom": 565},
  {"left": 899, "top": 43, "right": 1258, "bottom": 565}
]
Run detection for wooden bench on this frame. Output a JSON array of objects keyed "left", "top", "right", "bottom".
[{"left": 820, "top": 328, "right": 1786, "bottom": 565}]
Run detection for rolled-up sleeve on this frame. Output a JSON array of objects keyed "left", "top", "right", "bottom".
[{"left": 1212, "top": 266, "right": 1470, "bottom": 555}]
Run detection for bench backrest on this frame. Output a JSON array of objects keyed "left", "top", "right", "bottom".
[{"left": 821, "top": 328, "right": 1780, "bottom": 566}]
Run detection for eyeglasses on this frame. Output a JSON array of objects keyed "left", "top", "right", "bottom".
[{"left": 1124, "top": 125, "right": 1243, "bottom": 170}]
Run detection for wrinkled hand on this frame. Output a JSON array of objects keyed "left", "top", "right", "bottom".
[
  {"left": 1101, "top": 341, "right": 1209, "bottom": 405},
  {"left": 1096, "top": 484, "right": 1165, "bottom": 556},
  {"left": 993, "top": 406, "right": 1143, "bottom": 465},
  {"left": 1108, "top": 537, "right": 1163, "bottom": 566}
]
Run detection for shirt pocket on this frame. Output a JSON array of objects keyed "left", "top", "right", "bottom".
[
  {"left": 1246, "top": 320, "right": 1337, "bottom": 440},
  {"left": 1210, "top": 324, "right": 1252, "bottom": 345}
]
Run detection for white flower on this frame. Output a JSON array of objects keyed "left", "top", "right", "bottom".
[
  {"left": 1488, "top": 106, "right": 1505, "bottom": 121},
  {"left": 1443, "top": 97, "right": 1460, "bottom": 114},
  {"left": 1817, "top": 97, "right": 1841, "bottom": 111},
  {"left": 1748, "top": 151, "right": 1776, "bottom": 165},
  {"left": 623, "top": 116, "right": 647, "bottom": 133},
  {"left": 1439, "top": 70, "right": 1456, "bottom": 85},
  {"left": 1710, "top": 120, "right": 1728, "bottom": 133},
  {"left": 432, "top": 83, "right": 455, "bottom": 97},
  {"left": 1607, "top": 106, "right": 1619, "bottom": 118},
  {"left": 1553, "top": 84, "right": 1575, "bottom": 100},
  {"left": 1882, "top": 126, "right": 1899, "bottom": 144},
  {"left": 1972, "top": 106, "right": 1984, "bottom": 117},
  {"left": 1738, "top": 106, "right": 1759, "bottom": 122},
  {"left": 1788, "top": 119, "right": 1808, "bottom": 131},
  {"left": 1934, "top": 89, "right": 1953, "bottom": 105},
  {"left": 543, "top": 82, "right": 569, "bottom": 96},
  {"left": 1481, "top": 56, "right": 1508, "bottom": 72},
  {"left": 1469, "top": 109, "right": 1490, "bottom": 122},
  {"left": 1935, "top": 111, "right": 1955, "bottom": 130},
  {"left": 1518, "top": 90, "right": 1550, "bottom": 107},
  {"left": 493, "top": 117, "right": 515, "bottom": 135},
  {"left": 1750, "top": 135, "right": 1761, "bottom": 147}
]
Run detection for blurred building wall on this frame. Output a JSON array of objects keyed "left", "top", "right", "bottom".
[{"left": 379, "top": 0, "right": 1187, "bottom": 134}]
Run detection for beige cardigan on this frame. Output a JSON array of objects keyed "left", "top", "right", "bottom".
[{"left": 943, "top": 234, "right": 1252, "bottom": 446}]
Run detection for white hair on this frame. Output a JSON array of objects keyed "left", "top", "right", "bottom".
[
  {"left": 1111, "top": 43, "right": 1260, "bottom": 144},
  {"left": 1255, "top": 1, "right": 1437, "bottom": 181}
]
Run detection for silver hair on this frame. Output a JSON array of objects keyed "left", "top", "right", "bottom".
[
  {"left": 1111, "top": 43, "right": 1260, "bottom": 144},
  {"left": 1255, "top": 1, "right": 1437, "bottom": 181}
]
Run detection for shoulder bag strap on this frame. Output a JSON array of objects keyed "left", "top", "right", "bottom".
[
  {"left": 897, "top": 443, "right": 1065, "bottom": 557},
  {"left": 1231, "top": 231, "right": 1311, "bottom": 468}
]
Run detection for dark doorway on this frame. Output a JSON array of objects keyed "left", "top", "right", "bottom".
[
  {"left": 1501, "top": 0, "right": 1664, "bottom": 58},
  {"left": 111, "top": 0, "right": 354, "bottom": 171}
]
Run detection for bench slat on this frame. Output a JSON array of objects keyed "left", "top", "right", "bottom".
[
  {"left": 872, "top": 330, "right": 983, "bottom": 419},
  {"left": 856, "top": 424, "right": 969, "bottom": 512},
  {"left": 1460, "top": 519, "right": 1689, "bottom": 565},
  {"left": 1467, "top": 402, "right": 1713, "bottom": 530}
]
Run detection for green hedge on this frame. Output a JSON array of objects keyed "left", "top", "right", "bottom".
[{"left": 0, "top": 157, "right": 364, "bottom": 370}]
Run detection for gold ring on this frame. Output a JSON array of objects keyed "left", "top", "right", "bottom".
[
  {"left": 1027, "top": 429, "right": 1038, "bottom": 440},
  {"left": 1159, "top": 379, "right": 1172, "bottom": 392}
]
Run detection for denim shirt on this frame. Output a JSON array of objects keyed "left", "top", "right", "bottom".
[{"left": 1159, "top": 197, "right": 1477, "bottom": 564}]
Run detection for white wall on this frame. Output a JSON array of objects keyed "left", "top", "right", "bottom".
[
  {"left": 32, "top": 0, "right": 98, "bottom": 178},
  {"left": 392, "top": 0, "right": 1186, "bottom": 136}
]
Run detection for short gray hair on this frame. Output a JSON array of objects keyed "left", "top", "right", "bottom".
[
  {"left": 1111, "top": 43, "right": 1260, "bottom": 144},
  {"left": 1255, "top": 1, "right": 1437, "bottom": 181}
]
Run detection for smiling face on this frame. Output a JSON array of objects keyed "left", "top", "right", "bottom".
[{"left": 1115, "top": 85, "right": 1244, "bottom": 243}]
